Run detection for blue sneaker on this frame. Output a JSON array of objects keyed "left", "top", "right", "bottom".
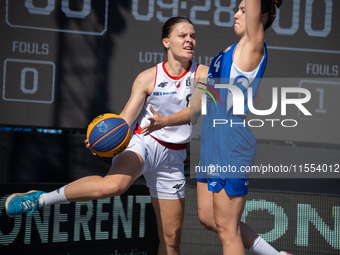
[{"left": 5, "top": 190, "right": 46, "bottom": 217}]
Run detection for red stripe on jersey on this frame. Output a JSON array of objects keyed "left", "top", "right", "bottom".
[
  {"left": 162, "top": 60, "right": 192, "bottom": 80},
  {"left": 153, "top": 65, "right": 158, "bottom": 89}
]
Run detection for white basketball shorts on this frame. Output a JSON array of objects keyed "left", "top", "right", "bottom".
[{"left": 112, "top": 123, "right": 187, "bottom": 199}]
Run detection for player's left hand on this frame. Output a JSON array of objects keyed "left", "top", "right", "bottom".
[
  {"left": 141, "top": 105, "right": 168, "bottom": 135},
  {"left": 84, "top": 139, "right": 97, "bottom": 156}
]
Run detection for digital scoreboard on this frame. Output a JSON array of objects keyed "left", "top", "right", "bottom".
[{"left": 0, "top": 0, "right": 339, "bottom": 144}]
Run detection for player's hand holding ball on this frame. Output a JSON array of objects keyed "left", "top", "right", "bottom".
[{"left": 86, "top": 113, "right": 131, "bottom": 157}]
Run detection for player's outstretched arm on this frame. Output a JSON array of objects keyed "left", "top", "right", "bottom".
[
  {"left": 141, "top": 105, "right": 191, "bottom": 135},
  {"left": 234, "top": 0, "right": 265, "bottom": 73}
]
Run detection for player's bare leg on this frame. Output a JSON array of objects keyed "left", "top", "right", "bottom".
[
  {"left": 152, "top": 197, "right": 185, "bottom": 255},
  {"left": 65, "top": 151, "right": 143, "bottom": 201},
  {"left": 6, "top": 151, "right": 143, "bottom": 217},
  {"left": 213, "top": 189, "right": 246, "bottom": 255},
  {"left": 197, "top": 181, "right": 257, "bottom": 247}
]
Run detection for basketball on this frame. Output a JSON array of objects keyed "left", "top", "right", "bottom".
[{"left": 86, "top": 113, "right": 131, "bottom": 157}]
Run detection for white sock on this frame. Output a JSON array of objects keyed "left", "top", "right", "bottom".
[
  {"left": 39, "top": 185, "right": 68, "bottom": 207},
  {"left": 249, "top": 236, "right": 279, "bottom": 255}
]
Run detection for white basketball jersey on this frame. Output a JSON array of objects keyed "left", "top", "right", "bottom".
[{"left": 139, "top": 61, "right": 199, "bottom": 144}]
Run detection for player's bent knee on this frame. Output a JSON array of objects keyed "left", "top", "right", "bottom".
[
  {"left": 215, "top": 221, "right": 232, "bottom": 234},
  {"left": 198, "top": 214, "right": 216, "bottom": 232},
  {"left": 162, "top": 227, "right": 182, "bottom": 247},
  {"left": 215, "top": 223, "right": 240, "bottom": 244},
  {"left": 163, "top": 233, "right": 181, "bottom": 251},
  {"left": 199, "top": 218, "right": 214, "bottom": 231}
]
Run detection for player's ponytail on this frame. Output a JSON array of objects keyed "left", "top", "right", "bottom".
[{"left": 261, "top": 0, "right": 283, "bottom": 31}]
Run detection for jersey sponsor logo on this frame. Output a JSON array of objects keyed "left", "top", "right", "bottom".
[
  {"left": 153, "top": 91, "right": 177, "bottom": 96},
  {"left": 173, "top": 184, "right": 183, "bottom": 190},
  {"left": 157, "top": 82, "right": 168, "bottom": 88}
]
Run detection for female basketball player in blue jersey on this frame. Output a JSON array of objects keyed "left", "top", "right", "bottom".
[
  {"left": 142, "top": 1, "right": 292, "bottom": 254},
  {"left": 197, "top": 1, "right": 284, "bottom": 254},
  {"left": 195, "top": 0, "right": 287, "bottom": 254}
]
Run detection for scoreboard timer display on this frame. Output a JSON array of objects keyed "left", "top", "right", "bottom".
[{"left": 0, "top": 0, "right": 339, "bottom": 145}]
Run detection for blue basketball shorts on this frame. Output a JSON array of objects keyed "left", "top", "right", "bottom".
[{"left": 196, "top": 116, "right": 256, "bottom": 196}]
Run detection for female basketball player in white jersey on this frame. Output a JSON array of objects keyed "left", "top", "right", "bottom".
[{"left": 6, "top": 17, "right": 207, "bottom": 255}]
